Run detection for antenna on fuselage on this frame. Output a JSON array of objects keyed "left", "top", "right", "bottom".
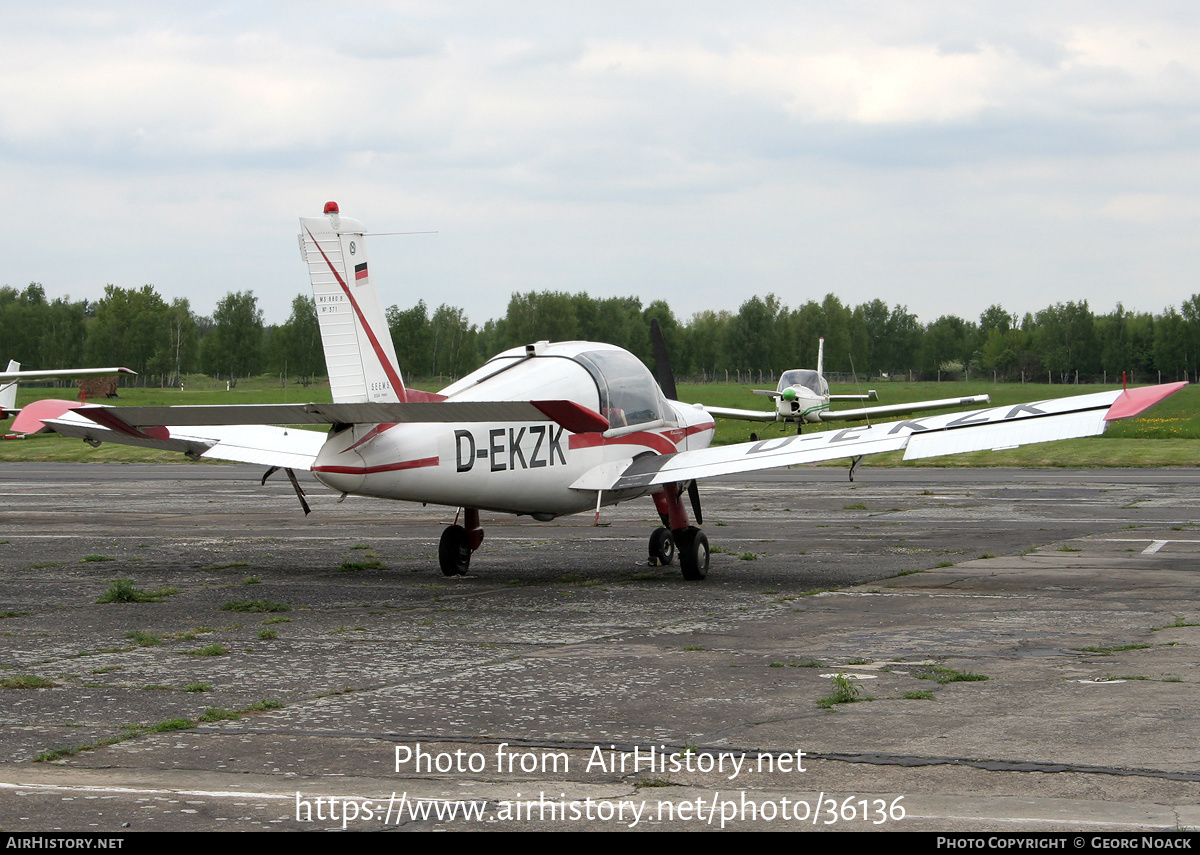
[{"left": 847, "top": 351, "right": 870, "bottom": 483}]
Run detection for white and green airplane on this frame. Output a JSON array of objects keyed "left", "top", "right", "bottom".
[{"left": 703, "top": 338, "right": 990, "bottom": 430}]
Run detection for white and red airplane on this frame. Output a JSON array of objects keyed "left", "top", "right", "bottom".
[
  {"left": 22, "top": 203, "right": 1186, "bottom": 580},
  {"left": 702, "top": 337, "right": 991, "bottom": 430}
]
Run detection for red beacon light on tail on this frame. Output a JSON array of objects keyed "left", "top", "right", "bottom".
[{"left": 323, "top": 201, "right": 339, "bottom": 214}]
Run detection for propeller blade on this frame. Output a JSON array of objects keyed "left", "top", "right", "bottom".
[
  {"left": 649, "top": 318, "right": 678, "bottom": 401},
  {"left": 687, "top": 479, "right": 703, "bottom": 526}
]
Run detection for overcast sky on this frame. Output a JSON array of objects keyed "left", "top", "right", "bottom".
[{"left": 3, "top": 1, "right": 1199, "bottom": 327}]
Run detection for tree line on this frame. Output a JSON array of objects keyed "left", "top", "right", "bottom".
[{"left": 4, "top": 282, "right": 1199, "bottom": 386}]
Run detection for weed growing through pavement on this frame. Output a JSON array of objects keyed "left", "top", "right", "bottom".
[{"left": 96, "top": 579, "right": 177, "bottom": 604}]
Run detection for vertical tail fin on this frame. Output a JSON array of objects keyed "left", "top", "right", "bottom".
[
  {"left": 1, "top": 360, "right": 20, "bottom": 413},
  {"left": 816, "top": 337, "right": 825, "bottom": 378},
  {"left": 299, "top": 202, "right": 406, "bottom": 404}
]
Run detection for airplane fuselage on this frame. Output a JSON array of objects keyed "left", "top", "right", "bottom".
[
  {"left": 310, "top": 340, "right": 715, "bottom": 518},
  {"left": 312, "top": 400, "right": 714, "bottom": 516},
  {"left": 775, "top": 386, "right": 831, "bottom": 424}
]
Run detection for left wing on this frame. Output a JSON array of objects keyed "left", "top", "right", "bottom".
[
  {"left": 575, "top": 383, "right": 1185, "bottom": 491},
  {"left": 41, "top": 414, "right": 327, "bottom": 470}
]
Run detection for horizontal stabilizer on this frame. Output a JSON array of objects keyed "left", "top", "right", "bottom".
[{"left": 68, "top": 400, "right": 610, "bottom": 433}]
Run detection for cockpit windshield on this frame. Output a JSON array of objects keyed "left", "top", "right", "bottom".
[
  {"left": 778, "top": 369, "right": 828, "bottom": 396},
  {"left": 574, "top": 349, "right": 667, "bottom": 428}
]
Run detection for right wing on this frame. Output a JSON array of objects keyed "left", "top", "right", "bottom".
[{"left": 577, "top": 383, "right": 1185, "bottom": 491}]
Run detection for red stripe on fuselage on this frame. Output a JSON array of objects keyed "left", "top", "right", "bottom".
[
  {"left": 332, "top": 418, "right": 712, "bottom": 467},
  {"left": 342, "top": 423, "right": 398, "bottom": 453},
  {"left": 312, "top": 456, "right": 439, "bottom": 475},
  {"left": 305, "top": 225, "right": 408, "bottom": 403},
  {"left": 568, "top": 421, "right": 711, "bottom": 455}
]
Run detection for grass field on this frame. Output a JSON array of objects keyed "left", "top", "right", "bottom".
[{"left": 3, "top": 375, "right": 1196, "bottom": 467}]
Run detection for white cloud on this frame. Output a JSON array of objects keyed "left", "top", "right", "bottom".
[{"left": 2, "top": 1, "right": 1200, "bottom": 327}]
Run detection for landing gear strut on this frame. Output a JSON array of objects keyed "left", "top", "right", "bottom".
[
  {"left": 439, "top": 508, "right": 484, "bottom": 576},
  {"left": 651, "top": 483, "right": 709, "bottom": 581}
]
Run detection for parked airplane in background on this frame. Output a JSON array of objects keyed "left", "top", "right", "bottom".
[
  {"left": 2, "top": 361, "right": 136, "bottom": 427},
  {"left": 19, "top": 203, "right": 1186, "bottom": 580},
  {"left": 702, "top": 338, "right": 991, "bottom": 431}
]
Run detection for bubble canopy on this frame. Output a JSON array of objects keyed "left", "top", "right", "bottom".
[
  {"left": 778, "top": 368, "right": 829, "bottom": 396},
  {"left": 440, "top": 342, "right": 671, "bottom": 429}
]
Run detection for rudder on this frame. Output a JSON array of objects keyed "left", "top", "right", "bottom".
[{"left": 299, "top": 203, "right": 406, "bottom": 404}]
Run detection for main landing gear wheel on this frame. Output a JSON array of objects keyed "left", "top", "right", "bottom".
[
  {"left": 649, "top": 527, "right": 675, "bottom": 566},
  {"left": 438, "top": 525, "right": 471, "bottom": 576},
  {"left": 675, "top": 526, "right": 709, "bottom": 581}
]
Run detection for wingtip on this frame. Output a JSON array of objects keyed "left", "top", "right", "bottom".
[
  {"left": 10, "top": 399, "right": 85, "bottom": 434},
  {"left": 1104, "top": 381, "right": 1188, "bottom": 421}
]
